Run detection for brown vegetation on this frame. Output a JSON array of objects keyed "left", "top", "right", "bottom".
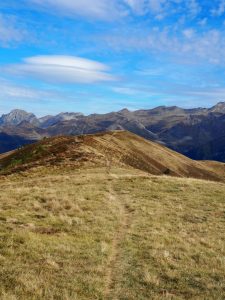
[{"left": 1, "top": 131, "right": 225, "bottom": 182}]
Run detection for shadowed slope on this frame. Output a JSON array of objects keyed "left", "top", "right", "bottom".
[{"left": 0, "top": 130, "right": 224, "bottom": 181}]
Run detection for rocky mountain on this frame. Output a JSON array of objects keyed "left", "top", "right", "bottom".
[
  {"left": 39, "top": 112, "right": 83, "bottom": 128},
  {"left": 0, "top": 109, "right": 40, "bottom": 127},
  {"left": 0, "top": 110, "right": 84, "bottom": 129},
  {"left": 47, "top": 110, "right": 158, "bottom": 141},
  {"left": 1, "top": 102, "right": 225, "bottom": 161}
]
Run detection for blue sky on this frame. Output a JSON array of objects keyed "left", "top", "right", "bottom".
[{"left": 1, "top": 0, "right": 225, "bottom": 116}]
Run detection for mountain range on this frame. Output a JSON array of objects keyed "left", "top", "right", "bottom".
[{"left": 1, "top": 102, "right": 225, "bottom": 161}]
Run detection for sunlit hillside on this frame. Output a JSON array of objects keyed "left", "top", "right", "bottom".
[{"left": 0, "top": 132, "right": 224, "bottom": 299}]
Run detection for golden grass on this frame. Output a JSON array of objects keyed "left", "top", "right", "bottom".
[
  {"left": 0, "top": 166, "right": 224, "bottom": 299},
  {"left": 1, "top": 131, "right": 225, "bottom": 183}
]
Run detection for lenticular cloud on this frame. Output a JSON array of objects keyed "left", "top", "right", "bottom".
[{"left": 4, "top": 55, "right": 115, "bottom": 84}]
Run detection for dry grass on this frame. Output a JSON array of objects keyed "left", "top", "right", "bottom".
[
  {"left": 0, "top": 166, "right": 224, "bottom": 299},
  {"left": 1, "top": 131, "right": 225, "bottom": 182},
  {"left": 110, "top": 175, "right": 225, "bottom": 299}
]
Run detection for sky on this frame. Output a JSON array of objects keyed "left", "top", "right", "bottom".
[{"left": 1, "top": 0, "right": 225, "bottom": 116}]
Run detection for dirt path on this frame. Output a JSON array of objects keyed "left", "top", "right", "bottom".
[{"left": 103, "top": 175, "right": 130, "bottom": 300}]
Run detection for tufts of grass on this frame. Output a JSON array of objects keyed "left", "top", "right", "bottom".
[{"left": 0, "top": 167, "right": 224, "bottom": 299}]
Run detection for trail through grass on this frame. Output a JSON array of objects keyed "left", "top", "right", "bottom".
[{"left": 0, "top": 167, "right": 224, "bottom": 299}]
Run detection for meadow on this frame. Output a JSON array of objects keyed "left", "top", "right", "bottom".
[{"left": 0, "top": 166, "right": 224, "bottom": 299}]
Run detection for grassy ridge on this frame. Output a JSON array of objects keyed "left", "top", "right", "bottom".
[
  {"left": 0, "top": 167, "right": 224, "bottom": 299},
  {"left": 1, "top": 131, "right": 225, "bottom": 182}
]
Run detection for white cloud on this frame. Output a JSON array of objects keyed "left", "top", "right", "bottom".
[
  {"left": 4, "top": 55, "right": 116, "bottom": 84},
  {"left": 182, "top": 29, "right": 195, "bottom": 39},
  {"left": 102, "top": 26, "right": 225, "bottom": 65},
  {"left": 27, "top": 0, "right": 203, "bottom": 21},
  {"left": 29, "top": 0, "right": 126, "bottom": 20},
  {"left": 187, "top": 0, "right": 201, "bottom": 17},
  {"left": 0, "top": 14, "right": 27, "bottom": 46},
  {"left": 112, "top": 86, "right": 159, "bottom": 98},
  {"left": 123, "top": 0, "right": 167, "bottom": 16},
  {"left": 198, "top": 18, "right": 207, "bottom": 26},
  {"left": 0, "top": 78, "right": 57, "bottom": 100},
  {"left": 123, "top": 0, "right": 201, "bottom": 18},
  {"left": 0, "top": 77, "right": 87, "bottom": 117},
  {"left": 113, "top": 86, "right": 140, "bottom": 95},
  {"left": 112, "top": 81, "right": 225, "bottom": 109},
  {"left": 148, "top": 0, "right": 167, "bottom": 13},
  {"left": 124, "top": 0, "right": 146, "bottom": 15},
  {"left": 211, "top": 0, "right": 225, "bottom": 16},
  {"left": 187, "top": 88, "right": 225, "bottom": 99}
]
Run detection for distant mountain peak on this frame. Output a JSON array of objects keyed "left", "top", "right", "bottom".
[
  {"left": 39, "top": 112, "right": 83, "bottom": 128},
  {"left": 7, "top": 109, "right": 32, "bottom": 117},
  {"left": 209, "top": 101, "right": 225, "bottom": 113},
  {"left": 0, "top": 109, "right": 39, "bottom": 127},
  {"left": 9, "top": 109, "right": 27, "bottom": 113},
  {"left": 118, "top": 108, "right": 130, "bottom": 114},
  {"left": 57, "top": 112, "right": 83, "bottom": 117}
]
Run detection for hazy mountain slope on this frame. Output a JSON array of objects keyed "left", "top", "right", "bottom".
[
  {"left": 0, "top": 122, "right": 48, "bottom": 154},
  {"left": 158, "top": 113, "right": 225, "bottom": 154},
  {"left": 1, "top": 131, "right": 224, "bottom": 182},
  {"left": 0, "top": 132, "right": 36, "bottom": 153},
  {"left": 187, "top": 135, "right": 225, "bottom": 162}
]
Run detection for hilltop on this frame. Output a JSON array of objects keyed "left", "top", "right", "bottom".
[{"left": 1, "top": 131, "right": 225, "bottom": 182}]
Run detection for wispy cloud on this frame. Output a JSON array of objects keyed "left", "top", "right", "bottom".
[
  {"left": 26, "top": 0, "right": 205, "bottom": 21},
  {"left": 123, "top": 0, "right": 202, "bottom": 19},
  {"left": 29, "top": 0, "right": 126, "bottom": 20},
  {"left": 211, "top": 0, "right": 225, "bottom": 16},
  {"left": 0, "top": 78, "right": 70, "bottom": 116},
  {"left": 4, "top": 55, "right": 116, "bottom": 84},
  {"left": 0, "top": 78, "right": 62, "bottom": 101},
  {"left": 1, "top": 0, "right": 225, "bottom": 115},
  {"left": 0, "top": 14, "right": 27, "bottom": 47},
  {"left": 102, "top": 26, "right": 225, "bottom": 65},
  {"left": 124, "top": 0, "right": 169, "bottom": 16}
]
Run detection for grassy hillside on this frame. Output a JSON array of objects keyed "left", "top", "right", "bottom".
[
  {"left": 1, "top": 131, "right": 225, "bottom": 182},
  {"left": 0, "top": 166, "right": 224, "bottom": 299},
  {"left": 0, "top": 132, "right": 225, "bottom": 299}
]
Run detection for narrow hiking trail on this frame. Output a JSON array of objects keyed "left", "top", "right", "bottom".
[
  {"left": 103, "top": 174, "right": 131, "bottom": 300},
  {"left": 103, "top": 131, "right": 131, "bottom": 299}
]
